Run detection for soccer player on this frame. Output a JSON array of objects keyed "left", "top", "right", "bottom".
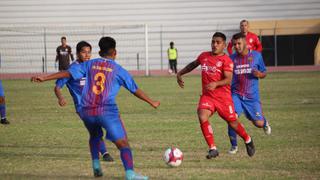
[
  {"left": 56, "top": 36, "right": 74, "bottom": 71},
  {"left": 227, "top": 33, "right": 271, "bottom": 154},
  {"left": 0, "top": 80, "right": 9, "bottom": 124},
  {"left": 31, "top": 36, "right": 160, "bottom": 180},
  {"left": 54, "top": 41, "right": 114, "bottom": 162},
  {"left": 227, "top": 20, "right": 262, "bottom": 55},
  {"left": 176, "top": 32, "right": 255, "bottom": 158}
]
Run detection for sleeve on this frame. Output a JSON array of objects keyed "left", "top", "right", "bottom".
[
  {"left": 68, "top": 62, "right": 86, "bottom": 80},
  {"left": 257, "top": 53, "right": 266, "bottom": 73},
  {"left": 254, "top": 35, "right": 263, "bottom": 52},
  {"left": 196, "top": 52, "right": 204, "bottom": 64},
  {"left": 227, "top": 39, "right": 233, "bottom": 55},
  {"left": 55, "top": 77, "right": 69, "bottom": 89},
  {"left": 223, "top": 56, "right": 234, "bottom": 72},
  {"left": 117, "top": 66, "right": 138, "bottom": 94}
]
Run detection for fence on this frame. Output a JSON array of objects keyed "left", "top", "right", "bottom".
[{"left": 0, "top": 24, "right": 319, "bottom": 75}]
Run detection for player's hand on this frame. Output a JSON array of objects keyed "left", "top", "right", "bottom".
[
  {"left": 58, "top": 98, "right": 67, "bottom": 106},
  {"left": 252, "top": 69, "right": 261, "bottom": 78},
  {"left": 205, "top": 82, "right": 217, "bottom": 91},
  {"left": 151, "top": 101, "right": 160, "bottom": 109},
  {"left": 30, "top": 76, "right": 45, "bottom": 82},
  {"left": 176, "top": 74, "right": 184, "bottom": 88}
]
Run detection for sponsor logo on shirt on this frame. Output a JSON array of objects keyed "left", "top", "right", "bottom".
[
  {"left": 92, "top": 65, "right": 113, "bottom": 72},
  {"left": 234, "top": 64, "right": 252, "bottom": 75},
  {"left": 201, "top": 102, "right": 211, "bottom": 107},
  {"left": 202, "top": 63, "right": 220, "bottom": 73}
]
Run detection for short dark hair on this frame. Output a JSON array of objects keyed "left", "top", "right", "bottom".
[
  {"left": 170, "top": 41, "right": 174, "bottom": 45},
  {"left": 76, "top": 41, "right": 92, "bottom": 53},
  {"left": 212, "top": 32, "right": 226, "bottom": 41},
  {"left": 99, "top": 36, "right": 116, "bottom": 57},
  {"left": 240, "top": 19, "right": 249, "bottom": 24},
  {"left": 232, "top": 32, "right": 246, "bottom": 40},
  {"left": 61, "top": 36, "right": 66, "bottom": 40}
]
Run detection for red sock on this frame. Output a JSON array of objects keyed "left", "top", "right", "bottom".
[
  {"left": 233, "top": 122, "right": 250, "bottom": 143},
  {"left": 200, "top": 121, "right": 215, "bottom": 149}
]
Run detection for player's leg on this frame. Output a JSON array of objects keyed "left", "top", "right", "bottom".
[
  {"left": 169, "top": 60, "right": 174, "bottom": 74},
  {"left": 0, "top": 81, "right": 9, "bottom": 125},
  {"left": 197, "top": 95, "right": 218, "bottom": 159},
  {"left": 99, "top": 134, "right": 114, "bottom": 162},
  {"left": 80, "top": 114, "right": 103, "bottom": 177},
  {"left": 173, "top": 60, "right": 177, "bottom": 74},
  {"left": 101, "top": 112, "right": 148, "bottom": 180},
  {"left": 244, "top": 99, "right": 271, "bottom": 135},
  {"left": 227, "top": 94, "right": 244, "bottom": 154},
  {"left": 217, "top": 100, "right": 255, "bottom": 157}
]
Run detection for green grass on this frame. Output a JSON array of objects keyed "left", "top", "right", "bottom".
[{"left": 1, "top": 71, "right": 320, "bottom": 180}]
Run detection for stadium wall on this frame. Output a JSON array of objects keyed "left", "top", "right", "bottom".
[{"left": 0, "top": 0, "right": 320, "bottom": 74}]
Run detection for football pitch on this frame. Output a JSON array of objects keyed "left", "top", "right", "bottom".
[{"left": 1, "top": 71, "right": 320, "bottom": 180}]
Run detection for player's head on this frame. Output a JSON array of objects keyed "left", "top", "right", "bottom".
[
  {"left": 76, "top": 41, "right": 92, "bottom": 62},
  {"left": 240, "top": 20, "right": 249, "bottom": 34},
  {"left": 211, "top": 32, "right": 226, "bottom": 55},
  {"left": 61, "top": 36, "right": 67, "bottom": 46},
  {"left": 170, "top": 41, "right": 174, "bottom": 48},
  {"left": 232, "top": 32, "right": 248, "bottom": 55},
  {"left": 99, "top": 36, "right": 117, "bottom": 59}
]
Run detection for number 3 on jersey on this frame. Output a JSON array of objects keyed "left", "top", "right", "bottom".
[{"left": 92, "top": 72, "right": 106, "bottom": 95}]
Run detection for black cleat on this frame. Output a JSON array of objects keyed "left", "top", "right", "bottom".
[
  {"left": 245, "top": 139, "right": 255, "bottom": 157},
  {"left": 93, "top": 169, "right": 103, "bottom": 177},
  {"left": 206, "top": 149, "right": 219, "bottom": 159},
  {"left": 102, "top": 153, "right": 114, "bottom": 162},
  {"left": 0, "top": 118, "right": 9, "bottom": 125}
]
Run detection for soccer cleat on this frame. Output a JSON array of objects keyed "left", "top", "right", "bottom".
[
  {"left": 0, "top": 118, "right": 9, "bottom": 125},
  {"left": 125, "top": 170, "right": 148, "bottom": 180},
  {"left": 206, "top": 149, "right": 219, "bottom": 159},
  {"left": 245, "top": 139, "right": 255, "bottom": 157},
  {"left": 92, "top": 159, "right": 103, "bottom": 177},
  {"left": 263, "top": 123, "right": 272, "bottom": 135},
  {"left": 102, "top": 153, "right": 114, "bottom": 162},
  {"left": 228, "top": 146, "right": 238, "bottom": 154}
]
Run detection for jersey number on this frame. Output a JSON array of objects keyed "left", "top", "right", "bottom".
[{"left": 92, "top": 72, "right": 106, "bottom": 95}]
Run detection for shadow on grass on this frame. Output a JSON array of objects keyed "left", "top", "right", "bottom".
[{"left": 0, "top": 173, "right": 123, "bottom": 180}]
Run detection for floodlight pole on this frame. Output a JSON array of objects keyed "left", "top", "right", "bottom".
[{"left": 145, "top": 24, "right": 149, "bottom": 76}]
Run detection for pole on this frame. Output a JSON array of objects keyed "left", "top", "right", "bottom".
[
  {"left": 160, "top": 25, "right": 163, "bottom": 70},
  {"left": 274, "top": 26, "right": 278, "bottom": 66},
  {"left": 42, "top": 56, "right": 45, "bottom": 73},
  {"left": 43, "top": 27, "right": 48, "bottom": 73},
  {"left": 144, "top": 24, "right": 149, "bottom": 76},
  {"left": 137, "top": 53, "right": 140, "bottom": 71}
]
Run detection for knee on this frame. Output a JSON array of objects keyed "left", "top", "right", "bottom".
[
  {"left": 228, "top": 120, "right": 238, "bottom": 129},
  {"left": 253, "top": 120, "right": 264, "bottom": 128},
  {"left": 0, "top": 97, "right": 5, "bottom": 104},
  {"left": 114, "top": 139, "right": 130, "bottom": 149}
]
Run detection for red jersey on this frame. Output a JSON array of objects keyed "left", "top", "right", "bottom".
[
  {"left": 227, "top": 31, "right": 262, "bottom": 55},
  {"left": 196, "top": 52, "right": 234, "bottom": 99}
]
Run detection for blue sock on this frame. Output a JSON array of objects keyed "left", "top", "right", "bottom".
[
  {"left": 120, "top": 147, "right": 134, "bottom": 171},
  {"left": 263, "top": 117, "right": 268, "bottom": 128},
  {"left": 228, "top": 125, "right": 238, "bottom": 147},
  {"left": 89, "top": 136, "right": 100, "bottom": 160},
  {"left": 0, "top": 104, "right": 6, "bottom": 119},
  {"left": 99, "top": 139, "right": 107, "bottom": 155}
]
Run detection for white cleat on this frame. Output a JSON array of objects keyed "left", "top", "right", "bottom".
[
  {"left": 228, "top": 146, "right": 238, "bottom": 154},
  {"left": 263, "top": 123, "right": 272, "bottom": 135}
]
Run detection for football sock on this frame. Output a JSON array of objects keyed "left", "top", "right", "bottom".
[
  {"left": 99, "top": 139, "right": 107, "bottom": 155},
  {"left": 263, "top": 117, "right": 268, "bottom": 128},
  {"left": 200, "top": 120, "right": 215, "bottom": 149},
  {"left": 0, "top": 104, "right": 6, "bottom": 119},
  {"left": 233, "top": 122, "right": 251, "bottom": 143},
  {"left": 228, "top": 125, "right": 238, "bottom": 147},
  {"left": 120, "top": 147, "right": 134, "bottom": 171},
  {"left": 89, "top": 136, "right": 100, "bottom": 160}
]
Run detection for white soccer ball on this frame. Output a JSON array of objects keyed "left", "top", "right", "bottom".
[{"left": 163, "top": 147, "right": 183, "bottom": 167}]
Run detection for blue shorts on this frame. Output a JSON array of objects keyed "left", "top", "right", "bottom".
[
  {"left": 0, "top": 81, "right": 4, "bottom": 97},
  {"left": 79, "top": 108, "right": 127, "bottom": 142},
  {"left": 232, "top": 94, "right": 265, "bottom": 121}
]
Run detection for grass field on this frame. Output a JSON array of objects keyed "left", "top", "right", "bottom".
[{"left": 0, "top": 71, "right": 320, "bottom": 180}]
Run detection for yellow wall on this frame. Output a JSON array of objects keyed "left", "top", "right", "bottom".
[{"left": 250, "top": 19, "right": 320, "bottom": 36}]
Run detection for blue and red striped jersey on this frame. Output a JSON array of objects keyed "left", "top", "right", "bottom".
[
  {"left": 68, "top": 58, "right": 138, "bottom": 115},
  {"left": 230, "top": 50, "right": 266, "bottom": 99}
]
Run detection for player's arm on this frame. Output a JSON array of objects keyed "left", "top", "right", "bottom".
[
  {"left": 69, "top": 47, "right": 75, "bottom": 61},
  {"left": 55, "top": 48, "right": 59, "bottom": 62},
  {"left": 227, "top": 40, "right": 233, "bottom": 55},
  {"left": 133, "top": 89, "right": 160, "bottom": 109},
  {"left": 176, "top": 60, "right": 200, "bottom": 88},
  {"left": 255, "top": 36, "right": 263, "bottom": 52},
  {"left": 206, "top": 71, "right": 233, "bottom": 91},
  {"left": 31, "top": 71, "right": 70, "bottom": 82},
  {"left": 54, "top": 86, "right": 67, "bottom": 106}
]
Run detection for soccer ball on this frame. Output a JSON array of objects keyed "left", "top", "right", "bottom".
[{"left": 163, "top": 147, "right": 183, "bottom": 167}]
